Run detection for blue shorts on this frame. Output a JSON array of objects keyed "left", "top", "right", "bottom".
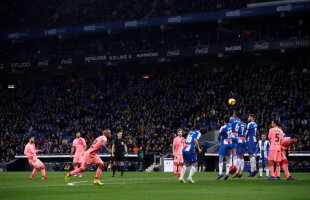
[
  {"left": 237, "top": 141, "right": 246, "bottom": 155},
  {"left": 183, "top": 151, "right": 197, "bottom": 163},
  {"left": 219, "top": 143, "right": 232, "bottom": 157},
  {"left": 259, "top": 157, "right": 267, "bottom": 166},
  {"left": 247, "top": 142, "right": 257, "bottom": 155},
  {"left": 232, "top": 140, "right": 238, "bottom": 150}
]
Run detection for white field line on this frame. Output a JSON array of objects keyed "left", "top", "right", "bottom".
[{"left": 0, "top": 178, "right": 179, "bottom": 189}]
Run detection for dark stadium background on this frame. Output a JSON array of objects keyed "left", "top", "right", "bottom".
[{"left": 0, "top": 0, "right": 309, "bottom": 172}]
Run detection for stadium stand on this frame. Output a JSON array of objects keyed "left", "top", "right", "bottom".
[
  {"left": 0, "top": 0, "right": 309, "bottom": 173},
  {"left": 0, "top": 60, "right": 309, "bottom": 163}
]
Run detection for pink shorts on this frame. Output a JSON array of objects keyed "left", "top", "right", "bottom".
[
  {"left": 30, "top": 159, "right": 45, "bottom": 169},
  {"left": 281, "top": 150, "right": 287, "bottom": 161},
  {"left": 82, "top": 152, "right": 103, "bottom": 168},
  {"left": 174, "top": 154, "right": 183, "bottom": 164},
  {"left": 73, "top": 154, "right": 83, "bottom": 164},
  {"left": 268, "top": 150, "right": 282, "bottom": 162}
]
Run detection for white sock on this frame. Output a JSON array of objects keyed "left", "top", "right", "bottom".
[
  {"left": 236, "top": 158, "right": 240, "bottom": 172},
  {"left": 250, "top": 157, "right": 256, "bottom": 172},
  {"left": 240, "top": 159, "right": 245, "bottom": 172},
  {"left": 219, "top": 162, "right": 223, "bottom": 175},
  {"left": 180, "top": 165, "right": 187, "bottom": 179},
  {"left": 188, "top": 166, "right": 196, "bottom": 180},
  {"left": 230, "top": 155, "right": 233, "bottom": 166},
  {"left": 259, "top": 167, "right": 263, "bottom": 176},
  {"left": 265, "top": 167, "right": 270, "bottom": 177},
  {"left": 233, "top": 155, "right": 237, "bottom": 166},
  {"left": 253, "top": 158, "right": 257, "bottom": 171},
  {"left": 226, "top": 162, "right": 231, "bottom": 175}
]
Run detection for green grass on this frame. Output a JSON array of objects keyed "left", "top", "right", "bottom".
[{"left": 0, "top": 172, "right": 309, "bottom": 200}]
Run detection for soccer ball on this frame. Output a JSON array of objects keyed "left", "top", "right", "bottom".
[{"left": 228, "top": 98, "right": 236, "bottom": 106}]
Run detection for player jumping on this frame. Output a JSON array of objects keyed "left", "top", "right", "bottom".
[
  {"left": 65, "top": 129, "right": 111, "bottom": 185},
  {"left": 24, "top": 134, "right": 47, "bottom": 180},
  {"left": 217, "top": 115, "right": 232, "bottom": 180},
  {"left": 229, "top": 111, "right": 241, "bottom": 173},
  {"left": 233, "top": 120, "right": 247, "bottom": 178},
  {"left": 71, "top": 131, "right": 86, "bottom": 177},
  {"left": 256, "top": 133, "right": 270, "bottom": 178},
  {"left": 246, "top": 114, "right": 258, "bottom": 177},
  {"left": 179, "top": 124, "right": 202, "bottom": 183}
]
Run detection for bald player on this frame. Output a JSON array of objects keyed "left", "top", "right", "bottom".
[{"left": 65, "top": 129, "right": 111, "bottom": 185}]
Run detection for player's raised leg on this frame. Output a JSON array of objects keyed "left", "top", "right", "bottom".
[
  {"left": 35, "top": 159, "right": 47, "bottom": 180},
  {"left": 29, "top": 167, "right": 37, "bottom": 180},
  {"left": 65, "top": 160, "right": 87, "bottom": 183}
]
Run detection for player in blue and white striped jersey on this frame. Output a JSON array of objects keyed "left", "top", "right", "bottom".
[
  {"left": 256, "top": 133, "right": 270, "bottom": 178},
  {"left": 229, "top": 111, "right": 241, "bottom": 173},
  {"left": 233, "top": 120, "right": 247, "bottom": 178},
  {"left": 217, "top": 115, "right": 232, "bottom": 180}
]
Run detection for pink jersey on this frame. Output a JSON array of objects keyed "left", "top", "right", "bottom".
[
  {"left": 24, "top": 143, "right": 38, "bottom": 163},
  {"left": 73, "top": 137, "right": 86, "bottom": 155},
  {"left": 87, "top": 135, "right": 108, "bottom": 157},
  {"left": 268, "top": 127, "right": 284, "bottom": 151},
  {"left": 173, "top": 136, "right": 185, "bottom": 155},
  {"left": 281, "top": 137, "right": 293, "bottom": 150}
]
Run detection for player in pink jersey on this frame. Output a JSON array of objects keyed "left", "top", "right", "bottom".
[
  {"left": 65, "top": 129, "right": 111, "bottom": 185},
  {"left": 267, "top": 120, "right": 284, "bottom": 180},
  {"left": 172, "top": 129, "right": 185, "bottom": 177},
  {"left": 71, "top": 131, "right": 86, "bottom": 177},
  {"left": 280, "top": 136, "right": 297, "bottom": 180},
  {"left": 24, "top": 134, "right": 47, "bottom": 180}
]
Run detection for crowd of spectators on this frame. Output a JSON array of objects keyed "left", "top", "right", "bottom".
[
  {"left": 0, "top": 61, "right": 309, "bottom": 163},
  {"left": 0, "top": 0, "right": 280, "bottom": 32}
]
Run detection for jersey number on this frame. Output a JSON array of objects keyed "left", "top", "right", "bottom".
[
  {"left": 275, "top": 133, "right": 280, "bottom": 142},
  {"left": 186, "top": 136, "right": 193, "bottom": 143},
  {"left": 240, "top": 127, "right": 244, "bottom": 134}
]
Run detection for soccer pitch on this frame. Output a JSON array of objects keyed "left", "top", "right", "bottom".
[{"left": 0, "top": 172, "right": 309, "bottom": 200}]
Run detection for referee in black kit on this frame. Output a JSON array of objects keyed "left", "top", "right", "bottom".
[{"left": 111, "top": 127, "right": 128, "bottom": 177}]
